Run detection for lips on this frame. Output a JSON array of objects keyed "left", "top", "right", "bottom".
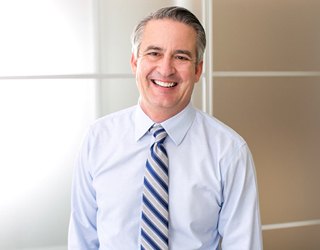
[{"left": 152, "top": 79, "right": 178, "bottom": 88}]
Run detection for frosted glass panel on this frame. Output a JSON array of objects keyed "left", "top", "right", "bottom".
[
  {"left": 0, "top": 80, "right": 97, "bottom": 250},
  {"left": 100, "top": 78, "right": 139, "bottom": 115},
  {"left": 0, "top": 0, "right": 95, "bottom": 76}
]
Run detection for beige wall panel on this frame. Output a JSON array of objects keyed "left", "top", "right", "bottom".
[
  {"left": 263, "top": 225, "right": 320, "bottom": 250},
  {"left": 213, "top": 77, "right": 320, "bottom": 224},
  {"left": 212, "top": 0, "right": 320, "bottom": 71}
]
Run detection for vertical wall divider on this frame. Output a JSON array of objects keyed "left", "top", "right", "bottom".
[{"left": 202, "top": 0, "right": 213, "bottom": 116}]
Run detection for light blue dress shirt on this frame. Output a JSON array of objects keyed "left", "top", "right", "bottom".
[{"left": 68, "top": 103, "right": 263, "bottom": 249}]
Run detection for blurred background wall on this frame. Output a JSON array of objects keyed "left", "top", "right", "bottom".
[{"left": 0, "top": 0, "right": 319, "bottom": 249}]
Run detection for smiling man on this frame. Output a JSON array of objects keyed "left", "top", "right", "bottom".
[
  {"left": 131, "top": 18, "right": 203, "bottom": 123},
  {"left": 68, "top": 6, "right": 263, "bottom": 250}
]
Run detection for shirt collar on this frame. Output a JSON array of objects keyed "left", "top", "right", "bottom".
[
  {"left": 134, "top": 102, "right": 196, "bottom": 146},
  {"left": 134, "top": 105, "right": 154, "bottom": 142}
]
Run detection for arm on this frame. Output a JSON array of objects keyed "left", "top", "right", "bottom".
[
  {"left": 218, "top": 144, "right": 263, "bottom": 249},
  {"left": 68, "top": 129, "right": 99, "bottom": 250}
]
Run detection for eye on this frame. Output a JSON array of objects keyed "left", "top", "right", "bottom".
[
  {"left": 176, "top": 55, "right": 191, "bottom": 61},
  {"left": 147, "top": 51, "right": 160, "bottom": 57}
]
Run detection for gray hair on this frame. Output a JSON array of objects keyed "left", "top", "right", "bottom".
[{"left": 131, "top": 6, "right": 206, "bottom": 64}]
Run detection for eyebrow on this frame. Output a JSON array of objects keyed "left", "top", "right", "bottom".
[
  {"left": 144, "top": 46, "right": 163, "bottom": 52},
  {"left": 144, "top": 46, "right": 193, "bottom": 59}
]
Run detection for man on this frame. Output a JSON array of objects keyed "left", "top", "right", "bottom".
[{"left": 68, "top": 6, "right": 263, "bottom": 249}]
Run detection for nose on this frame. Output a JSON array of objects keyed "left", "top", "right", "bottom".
[{"left": 157, "top": 55, "right": 176, "bottom": 77}]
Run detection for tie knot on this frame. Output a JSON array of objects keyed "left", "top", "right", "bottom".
[{"left": 151, "top": 124, "right": 167, "bottom": 143}]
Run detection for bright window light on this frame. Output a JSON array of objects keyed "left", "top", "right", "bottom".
[
  {"left": 0, "top": 0, "right": 95, "bottom": 76},
  {"left": 0, "top": 81, "right": 97, "bottom": 249},
  {"left": 0, "top": 0, "right": 96, "bottom": 249}
]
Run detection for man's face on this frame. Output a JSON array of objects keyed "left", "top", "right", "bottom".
[{"left": 131, "top": 19, "right": 203, "bottom": 122}]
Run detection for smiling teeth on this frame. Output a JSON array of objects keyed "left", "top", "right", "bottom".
[{"left": 153, "top": 80, "right": 176, "bottom": 88}]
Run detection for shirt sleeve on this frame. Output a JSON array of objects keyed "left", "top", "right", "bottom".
[
  {"left": 218, "top": 143, "right": 263, "bottom": 250},
  {"left": 68, "top": 128, "right": 99, "bottom": 250}
]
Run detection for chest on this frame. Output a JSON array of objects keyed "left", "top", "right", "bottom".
[{"left": 91, "top": 138, "right": 223, "bottom": 233}]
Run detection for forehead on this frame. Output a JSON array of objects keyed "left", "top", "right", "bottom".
[{"left": 140, "top": 19, "right": 197, "bottom": 52}]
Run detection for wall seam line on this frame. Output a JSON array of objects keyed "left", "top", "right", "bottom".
[
  {"left": 262, "top": 219, "right": 320, "bottom": 231},
  {"left": 212, "top": 71, "right": 320, "bottom": 77}
]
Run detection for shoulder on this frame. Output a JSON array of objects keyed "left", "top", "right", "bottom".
[
  {"left": 193, "top": 108, "right": 246, "bottom": 147},
  {"left": 193, "top": 109, "right": 254, "bottom": 177}
]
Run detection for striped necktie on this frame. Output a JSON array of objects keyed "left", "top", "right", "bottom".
[{"left": 141, "top": 125, "right": 169, "bottom": 250}]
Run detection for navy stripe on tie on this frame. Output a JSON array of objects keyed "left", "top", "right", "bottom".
[
  {"left": 150, "top": 147, "right": 168, "bottom": 175},
  {"left": 146, "top": 160, "right": 168, "bottom": 194},
  {"left": 153, "top": 128, "right": 166, "bottom": 139},
  {"left": 144, "top": 178, "right": 168, "bottom": 210},
  {"left": 141, "top": 229, "right": 161, "bottom": 250},
  {"left": 157, "top": 143, "right": 168, "bottom": 157},
  {"left": 142, "top": 212, "right": 169, "bottom": 244},
  {"left": 142, "top": 195, "right": 168, "bottom": 227}
]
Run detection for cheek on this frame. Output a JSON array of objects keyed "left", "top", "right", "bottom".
[
  {"left": 136, "top": 61, "right": 150, "bottom": 79},
  {"left": 180, "top": 67, "right": 197, "bottom": 82}
]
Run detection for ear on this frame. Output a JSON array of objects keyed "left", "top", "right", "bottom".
[
  {"left": 130, "top": 53, "right": 138, "bottom": 74},
  {"left": 194, "top": 60, "right": 203, "bottom": 82}
]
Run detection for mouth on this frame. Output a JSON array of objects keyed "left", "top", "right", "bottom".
[{"left": 152, "top": 79, "right": 178, "bottom": 88}]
